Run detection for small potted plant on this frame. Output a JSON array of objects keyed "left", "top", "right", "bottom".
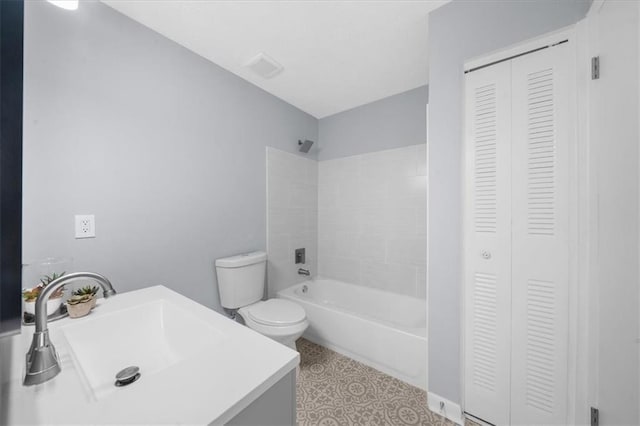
[
  {"left": 66, "top": 294, "right": 95, "bottom": 318},
  {"left": 22, "top": 272, "right": 66, "bottom": 316},
  {"left": 72, "top": 285, "right": 99, "bottom": 309}
]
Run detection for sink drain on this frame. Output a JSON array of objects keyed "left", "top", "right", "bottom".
[{"left": 115, "top": 366, "right": 141, "bottom": 387}]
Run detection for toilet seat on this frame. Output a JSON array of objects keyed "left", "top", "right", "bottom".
[
  {"left": 239, "top": 299, "right": 309, "bottom": 348},
  {"left": 244, "top": 299, "right": 306, "bottom": 326}
]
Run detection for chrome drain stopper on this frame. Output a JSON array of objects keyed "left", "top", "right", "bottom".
[{"left": 115, "top": 366, "right": 141, "bottom": 387}]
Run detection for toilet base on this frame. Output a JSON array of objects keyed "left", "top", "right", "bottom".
[{"left": 268, "top": 332, "right": 304, "bottom": 350}]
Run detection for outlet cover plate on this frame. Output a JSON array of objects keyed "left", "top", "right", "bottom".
[{"left": 75, "top": 214, "right": 95, "bottom": 239}]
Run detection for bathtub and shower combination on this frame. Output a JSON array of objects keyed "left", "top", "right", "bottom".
[{"left": 278, "top": 278, "right": 427, "bottom": 390}]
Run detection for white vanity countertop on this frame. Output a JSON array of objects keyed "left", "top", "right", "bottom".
[{"left": 0, "top": 285, "right": 299, "bottom": 425}]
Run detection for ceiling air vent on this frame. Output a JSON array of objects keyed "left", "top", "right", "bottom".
[{"left": 245, "top": 52, "right": 283, "bottom": 79}]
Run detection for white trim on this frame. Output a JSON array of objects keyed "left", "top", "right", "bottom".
[
  {"left": 582, "top": 7, "right": 601, "bottom": 417},
  {"left": 637, "top": 0, "right": 640, "bottom": 416},
  {"left": 425, "top": 102, "right": 430, "bottom": 392},
  {"left": 459, "top": 60, "right": 469, "bottom": 419},
  {"left": 565, "top": 24, "right": 582, "bottom": 426},
  {"left": 464, "top": 27, "right": 574, "bottom": 72},
  {"left": 428, "top": 392, "right": 464, "bottom": 425},
  {"left": 572, "top": 17, "right": 594, "bottom": 425}
]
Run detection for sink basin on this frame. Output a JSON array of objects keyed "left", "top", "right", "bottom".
[
  {"left": 61, "top": 299, "right": 225, "bottom": 400},
  {"left": 3, "top": 286, "right": 299, "bottom": 425}
]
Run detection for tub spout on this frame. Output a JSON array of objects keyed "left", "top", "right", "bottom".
[{"left": 298, "top": 268, "right": 310, "bottom": 276}]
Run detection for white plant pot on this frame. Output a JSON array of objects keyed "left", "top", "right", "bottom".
[{"left": 23, "top": 296, "right": 63, "bottom": 316}]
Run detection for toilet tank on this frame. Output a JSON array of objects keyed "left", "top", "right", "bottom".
[{"left": 215, "top": 251, "right": 267, "bottom": 309}]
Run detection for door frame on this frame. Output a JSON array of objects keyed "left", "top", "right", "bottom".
[{"left": 578, "top": 0, "right": 640, "bottom": 422}]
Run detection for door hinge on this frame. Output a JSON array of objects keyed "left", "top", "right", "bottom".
[
  {"left": 591, "top": 407, "right": 599, "bottom": 426},
  {"left": 592, "top": 56, "right": 600, "bottom": 80}
]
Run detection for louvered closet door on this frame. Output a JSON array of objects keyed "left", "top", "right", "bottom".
[
  {"left": 463, "top": 60, "right": 512, "bottom": 426},
  {"left": 510, "top": 43, "right": 570, "bottom": 425}
]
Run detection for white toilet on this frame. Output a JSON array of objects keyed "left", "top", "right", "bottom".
[{"left": 215, "top": 251, "right": 308, "bottom": 349}]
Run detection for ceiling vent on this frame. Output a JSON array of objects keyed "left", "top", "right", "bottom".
[{"left": 245, "top": 52, "right": 283, "bottom": 79}]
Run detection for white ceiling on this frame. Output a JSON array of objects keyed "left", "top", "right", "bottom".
[{"left": 101, "top": 1, "right": 448, "bottom": 118}]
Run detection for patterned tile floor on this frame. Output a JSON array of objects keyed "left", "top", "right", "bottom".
[{"left": 296, "top": 339, "right": 461, "bottom": 426}]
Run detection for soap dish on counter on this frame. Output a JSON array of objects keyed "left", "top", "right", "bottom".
[{"left": 22, "top": 304, "right": 68, "bottom": 326}]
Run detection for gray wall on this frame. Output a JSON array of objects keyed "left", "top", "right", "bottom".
[
  {"left": 22, "top": 0, "right": 317, "bottom": 312},
  {"left": 427, "top": 0, "right": 591, "bottom": 404},
  {"left": 318, "top": 86, "right": 428, "bottom": 161}
]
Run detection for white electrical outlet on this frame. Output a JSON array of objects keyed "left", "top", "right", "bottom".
[{"left": 75, "top": 214, "right": 95, "bottom": 239}]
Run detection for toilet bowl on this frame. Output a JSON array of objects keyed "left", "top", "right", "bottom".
[
  {"left": 215, "top": 251, "right": 308, "bottom": 350},
  {"left": 238, "top": 299, "right": 308, "bottom": 349}
]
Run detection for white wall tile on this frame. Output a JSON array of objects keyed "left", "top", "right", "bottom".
[
  {"left": 387, "top": 237, "right": 427, "bottom": 266},
  {"left": 359, "top": 261, "right": 417, "bottom": 296},
  {"left": 319, "top": 156, "right": 359, "bottom": 184},
  {"left": 320, "top": 256, "right": 361, "bottom": 285},
  {"left": 357, "top": 179, "right": 388, "bottom": 209},
  {"left": 270, "top": 145, "right": 427, "bottom": 299},
  {"left": 305, "top": 208, "right": 318, "bottom": 233},
  {"left": 334, "top": 232, "right": 360, "bottom": 258},
  {"left": 360, "top": 150, "right": 392, "bottom": 182},
  {"left": 267, "top": 175, "right": 290, "bottom": 209},
  {"left": 336, "top": 180, "right": 362, "bottom": 208},
  {"left": 267, "top": 261, "right": 298, "bottom": 298},
  {"left": 357, "top": 235, "right": 386, "bottom": 263},
  {"left": 289, "top": 232, "right": 317, "bottom": 257},
  {"left": 416, "top": 266, "right": 427, "bottom": 299},
  {"left": 387, "top": 176, "right": 428, "bottom": 208},
  {"left": 288, "top": 208, "right": 307, "bottom": 234},
  {"left": 319, "top": 208, "right": 360, "bottom": 234},
  {"left": 306, "top": 160, "right": 319, "bottom": 186},
  {"left": 386, "top": 208, "right": 418, "bottom": 236},
  {"left": 317, "top": 145, "right": 427, "bottom": 298},
  {"left": 317, "top": 237, "right": 337, "bottom": 262},
  {"left": 267, "top": 148, "right": 318, "bottom": 296},
  {"left": 384, "top": 263, "right": 419, "bottom": 296},
  {"left": 386, "top": 147, "right": 419, "bottom": 178},
  {"left": 268, "top": 208, "right": 288, "bottom": 235},
  {"left": 416, "top": 208, "right": 427, "bottom": 237},
  {"left": 359, "top": 261, "right": 391, "bottom": 291},
  {"left": 289, "top": 183, "right": 316, "bottom": 209},
  {"left": 267, "top": 229, "right": 289, "bottom": 254},
  {"left": 414, "top": 144, "right": 428, "bottom": 177},
  {"left": 318, "top": 182, "right": 338, "bottom": 207},
  {"left": 359, "top": 208, "right": 389, "bottom": 236}
]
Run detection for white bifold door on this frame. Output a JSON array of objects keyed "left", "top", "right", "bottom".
[{"left": 464, "top": 40, "right": 572, "bottom": 425}]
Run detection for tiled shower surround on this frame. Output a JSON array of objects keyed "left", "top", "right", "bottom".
[
  {"left": 318, "top": 145, "right": 427, "bottom": 298},
  {"left": 266, "top": 148, "right": 318, "bottom": 297},
  {"left": 267, "top": 144, "right": 427, "bottom": 299}
]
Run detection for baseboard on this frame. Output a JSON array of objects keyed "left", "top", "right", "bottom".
[{"left": 427, "top": 392, "right": 464, "bottom": 425}]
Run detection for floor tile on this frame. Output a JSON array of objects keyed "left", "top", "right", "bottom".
[{"left": 296, "top": 339, "right": 463, "bottom": 426}]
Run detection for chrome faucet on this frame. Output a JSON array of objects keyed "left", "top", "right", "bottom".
[
  {"left": 298, "top": 268, "right": 310, "bottom": 276},
  {"left": 23, "top": 272, "right": 116, "bottom": 386}
]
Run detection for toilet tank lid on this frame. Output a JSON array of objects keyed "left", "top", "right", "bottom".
[{"left": 216, "top": 251, "right": 267, "bottom": 268}]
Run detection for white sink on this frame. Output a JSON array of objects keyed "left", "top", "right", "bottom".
[
  {"left": 61, "top": 298, "right": 225, "bottom": 400},
  {"left": 3, "top": 286, "right": 298, "bottom": 425}
]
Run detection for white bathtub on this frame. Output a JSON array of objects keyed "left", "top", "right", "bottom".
[{"left": 278, "top": 278, "right": 427, "bottom": 390}]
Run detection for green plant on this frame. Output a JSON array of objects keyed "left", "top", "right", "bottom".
[
  {"left": 23, "top": 272, "right": 66, "bottom": 302},
  {"left": 73, "top": 285, "right": 99, "bottom": 297},
  {"left": 39, "top": 272, "right": 65, "bottom": 287},
  {"left": 22, "top": 288, "right": 41, "bottom": 303},
  {"left": 67, "top": 294, "right": 93, "bottom": 305}
]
